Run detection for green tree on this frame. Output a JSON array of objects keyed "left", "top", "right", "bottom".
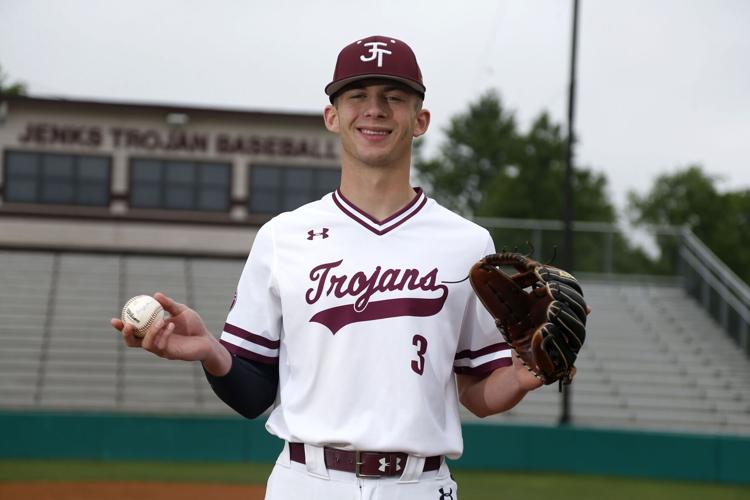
[
  {"left": 415, "top": 91, "right": 522, "bottom": 215},
  {"left": 478, "top": 112, "right": 615, "bottom": 223},
  {"left": 415, "top": 90, "right": 651, "bottom": 274},
  {"left": 415, "top": 90, "right": 614, "bottom": 222},
  {"left": 628, "top": 166, "right": 725, "bottom": 235},
  {"left": 629, "top": 165, "right": 750, "bottom": 282},
  {"left": 724, "top": 190, "right": 750, "bottom": 282},
  {"left": 0, "top": 65, "right": 28, "bottom": 96}
]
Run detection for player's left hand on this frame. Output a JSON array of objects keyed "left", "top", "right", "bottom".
[{"left": 512, "top": 354, "right": 545, "bottom": 392}]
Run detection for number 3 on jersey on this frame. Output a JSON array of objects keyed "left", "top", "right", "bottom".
[{"left": 411, "top": 334, "right": 428, "bottom": 375}]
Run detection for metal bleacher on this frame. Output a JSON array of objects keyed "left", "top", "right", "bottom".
[
  {"left": 473, "top": 282, "right": 750, "bottom": 434},
  {"left": 0, "top": 250, "right": 243, "bottom": 415},
  {"left": 1, "top": 248, "right": 750, "bottom": 436}
]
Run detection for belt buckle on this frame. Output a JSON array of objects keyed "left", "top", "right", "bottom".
[{"left": 354, "top": 450, "right": 382, "bottom": 478}]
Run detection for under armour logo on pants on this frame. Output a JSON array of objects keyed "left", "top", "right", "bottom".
[{"left": 438, "top": 487, "right": 454, "bottom": 500}]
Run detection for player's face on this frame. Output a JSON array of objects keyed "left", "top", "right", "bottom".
[{"left": 324, "top": 81, "right": 430, "bottom": 169}]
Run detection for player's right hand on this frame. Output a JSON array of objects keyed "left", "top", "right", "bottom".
[
  {"left": 110, "top": 292, "right": 215, "bottom": 363},
  {"left": 110, "top": 317, "right": 142, "bottom": 347}
]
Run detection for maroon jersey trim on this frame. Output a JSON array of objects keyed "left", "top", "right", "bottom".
[
  {"left": 454, "top": 342, "right": 511, "bottom": 361},
  {"left": 223, "top": 322, "right": 280, "bottom": 349},
  {"left": 332, "top": 188, "right": 428, "bottom": 236},
  {"left": 221, "top": 339, "right": 278, "bottom": 365},
  {"left": 336, "top": 187, "right": 424, "bottom": 225},
  {"left": 453, "top": 357, "right": 512, "bottom": 377}
]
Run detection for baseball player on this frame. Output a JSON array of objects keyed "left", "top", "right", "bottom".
[{"left": 112, "top": 35, "right": 543, "bottom": 499}]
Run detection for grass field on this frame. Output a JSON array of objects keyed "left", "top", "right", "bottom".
[{"left": 1, "top": 460, "right": 749, "bottom": 500}]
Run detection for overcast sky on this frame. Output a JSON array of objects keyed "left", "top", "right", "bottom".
[{"left": 1, "top": 0, "right": 748, "bottom": 212}]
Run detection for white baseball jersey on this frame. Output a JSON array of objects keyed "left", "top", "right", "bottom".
[{"left": 220, "top": 188, "right": 511, "bottom": 459}]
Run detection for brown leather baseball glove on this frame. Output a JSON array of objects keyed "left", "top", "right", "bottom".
[{"left": 469, "top": 252, "right": 587, "bottom": 387}]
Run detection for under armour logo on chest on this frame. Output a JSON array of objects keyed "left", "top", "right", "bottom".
[{"left": 307, "top": 228, "right": 329, "bottom": 240}]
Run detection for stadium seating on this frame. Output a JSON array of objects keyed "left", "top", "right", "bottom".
[
  {"left": 1, "top": 249, "right": 749, "bottom": 435},
  {"left": 474, "top": 283, "right": 750, "bottom": 435}
]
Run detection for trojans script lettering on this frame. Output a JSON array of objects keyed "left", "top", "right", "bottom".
[{"left": 305, "top": 260, "right": 448, "bottom": 334}]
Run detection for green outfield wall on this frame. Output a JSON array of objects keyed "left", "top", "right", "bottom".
[{"left": 1, "top": 411, "right": 747, "bottom": 484}]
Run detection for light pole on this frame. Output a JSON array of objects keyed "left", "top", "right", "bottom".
[{"left": 561, "top": 0, "right": 580, "bottom": 425}]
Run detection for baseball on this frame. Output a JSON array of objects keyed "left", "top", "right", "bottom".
[{"left": 121, "top": 295, "right": 165, "bottom": 338}]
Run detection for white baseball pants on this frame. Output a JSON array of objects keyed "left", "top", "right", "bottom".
[{"left": 263, "top": 442, "right": 459, "bottom": 500}]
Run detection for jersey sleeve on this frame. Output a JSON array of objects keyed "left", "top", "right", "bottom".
[
  {"left": 453, "top": 232, "right": 512, "bottom": 378},
  {"left": 220, "top": 221, "right": 281, "bottom": 365}
]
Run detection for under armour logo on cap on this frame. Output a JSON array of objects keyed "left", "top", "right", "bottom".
[{"left": 325, "top": 35, "right": 425, "bottom": 100}]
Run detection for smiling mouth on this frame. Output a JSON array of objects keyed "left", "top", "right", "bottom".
[{"left": 358, "top": 128, "right": 391, "bottom": 137}]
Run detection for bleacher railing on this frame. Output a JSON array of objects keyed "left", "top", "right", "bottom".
[
  {"left": 473, "top": 216, "right": 683, "bottom": 276},
  {"left": 680, "top": 227, "right": 750, "bottom": 357},
  {"left": 474, "top": 217, "right": 750, "bottom": 358}
]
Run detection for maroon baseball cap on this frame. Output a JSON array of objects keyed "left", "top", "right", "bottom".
[{"left": 325, "top": 35, "right": 426, "bottom": 101}]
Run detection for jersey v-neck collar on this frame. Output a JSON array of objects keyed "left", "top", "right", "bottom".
[{"left": 332, "top": 187, "right": 428, "bottom": 236}]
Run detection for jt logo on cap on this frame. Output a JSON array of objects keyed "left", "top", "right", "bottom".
[{"left": 358, "top": 40, "right": 394, "bottom": 67}]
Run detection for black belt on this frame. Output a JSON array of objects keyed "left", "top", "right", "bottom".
[{"left": 288, "top": 442, "right": 442, "bottom": 478}]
